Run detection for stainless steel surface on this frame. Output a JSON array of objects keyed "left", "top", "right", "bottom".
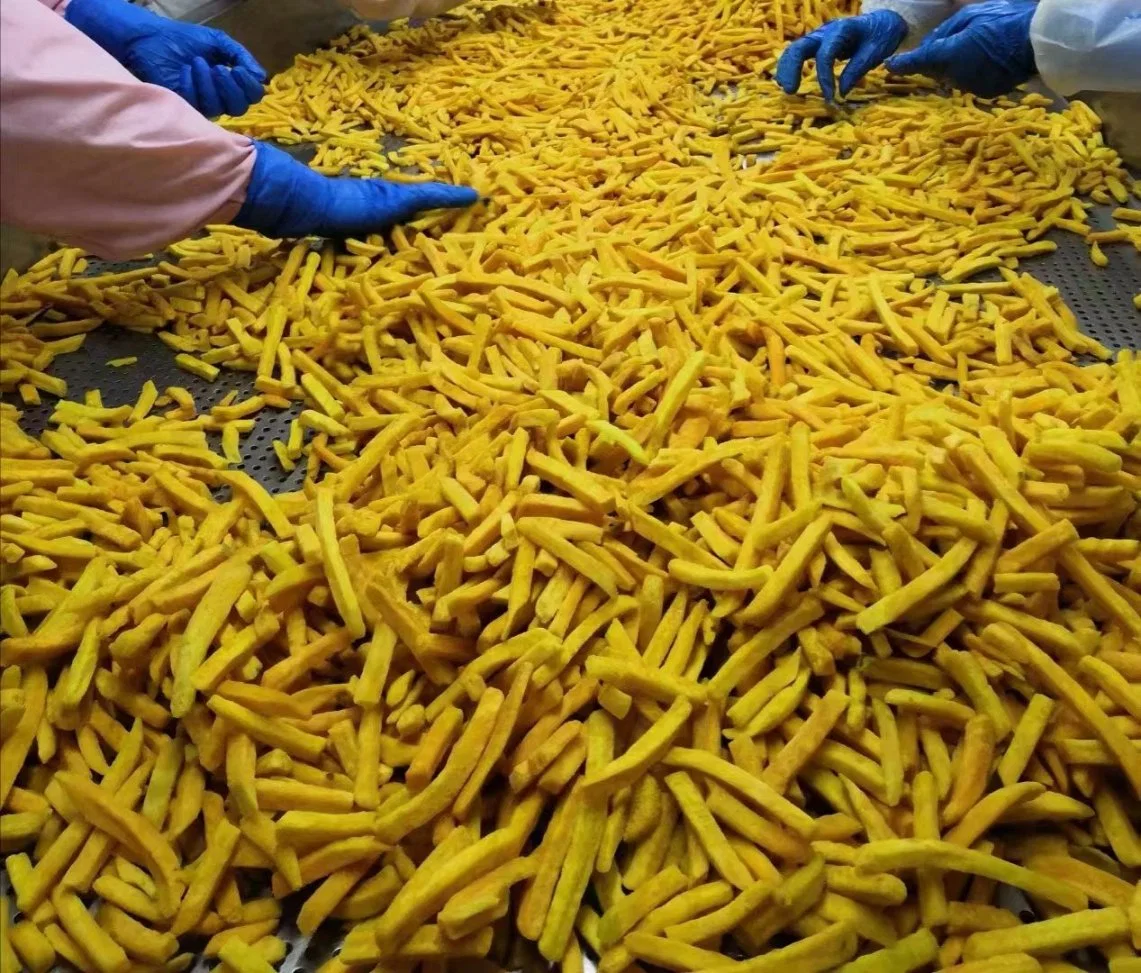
[{"left": 205, "top": 0, "right": 360, "bottom": 78}]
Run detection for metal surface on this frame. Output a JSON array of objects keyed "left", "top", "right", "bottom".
[
  {"left": 15, "top": 322, "right": 306, "bottom": 494},
  {"left": 1033, "top": 207, "right": 1141, "bottom": 352}
]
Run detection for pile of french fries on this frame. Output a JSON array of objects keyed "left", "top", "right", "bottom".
[{"left": 2, "top": 0, "right": 1141, "bottom": 971}]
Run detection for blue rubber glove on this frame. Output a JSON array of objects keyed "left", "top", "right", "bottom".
[
  {"left": 235, "top": 142, "right": 480, "bottom": 239},
  {"left": 886, "top": 1, "right": 1037, "bottom": 99},
  {"left": 776, "top": 11, "right": 909, "bottom": 102},
  {"left": 64, "top": 0, "right": 266, "bottom": 117}
]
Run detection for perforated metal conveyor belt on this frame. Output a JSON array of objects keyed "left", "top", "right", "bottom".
[
  {"left": 13, "top": 209, "right": 1140, "bottom": 493},
  {"left": 2, "top": 179, "right": 1139, "bottom": 973}
]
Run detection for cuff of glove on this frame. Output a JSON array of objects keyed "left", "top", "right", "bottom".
[{"left": 861, "top": 0, "right": 955, "bottom": 48}]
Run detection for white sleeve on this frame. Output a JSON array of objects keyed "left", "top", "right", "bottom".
[
  {"left": 337, "top": 0, "right": 467, "bottom": 19},
  {"left": 861, "top": 0, "right": 959, "bottom": 46},
  {"left": 1030, "top": 0, "right": 1141, "bottom": 95}
]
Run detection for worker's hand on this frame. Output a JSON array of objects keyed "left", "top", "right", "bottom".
[
  {"left": 885, "top": 1, "right": 1037, "bottom": 99},
  {"left": 234, "top": 142, "right": 479, "bottom": 239},
  {"left": 64, "top": 0, "right": 266, "bottom": 117},
  {"left": 775, "top": 11, "right": 909, "bottom": 102}
]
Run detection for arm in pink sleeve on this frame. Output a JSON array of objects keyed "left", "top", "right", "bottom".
[
  {"left": 1, "top": 0, "right": 256, "bottom": 260},
  {"left": 37, "top": 0, "right": 69, "bottom": 11}
]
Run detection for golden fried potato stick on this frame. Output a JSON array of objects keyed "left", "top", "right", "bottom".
[
  {"left": 1024, "top": 854, "right": 1136, "bottom": 908},
  {"left": 406, "top": 705, "right": 464, "bottom": 791},
  {"left": 854, "top": 839, "right": 1088, "bottom": 911},
  {"left": 709, "top": 597, "right": 823, "bottom": 699},
  {"left": 662, "top": 747, "right": 815, "bottom": 837},
  {"left": 218, "top": 937, "right": 278, "bottom": 973},
  {"left": 0, "top": 895, "right": 20, "bottom": 973},
  {"left": 298, "top": 858, "right": 379, "bottom": 937},
  {"left": 99, "top": 904, "right": 179, "bottom": 965},
  {"left": 939, "top": 956, "right": 1043, "bottom": 973},
  {"left": 206, "top": 695, "right": 326, "bottom": 762},
  {"left": 0, "top": 665, "right": 45, "bottom": 805},
  {"left": 837, "top": 928, "right": 938, "bottom": 972},
  {"left": 8, "top": 917, "right": 56, "bottom": 973},
  {"left": 959, "top": 445, "right": 1141, "bottom": 638},
  {"left": 170, "top": 556, "right": 253, "bottom": 716},
  {"left": 823, "top": 866, "right": 907, "bottom": 907},
  {"left": 762, "top": 688, "right": 848, "bottom": 796},
  {"left": 664, "top": 874, "right": 775, "bottom": 944},
  {"left": 582, "top": 697, "right": 691, "bottom": 796},
  {"left": 17, "top": 723, "right": 144, "bottom": 913},
  {"left": 708, "top": 787, "right": 808, "bottom": 865},
  {"left": 539, "top": 712, "right": 613, "bottom": 961},
  {"left": 739, "top": 514, "right": 833, "bottom": 625},
  {"left": 987, "top": 623, "right": 1141, "bottom": 796},
  {"left": 518, "top": 786, "right": 581, "bottom": 941},
  {"left": 438, "top": 856, "right": 537, "bottom": 939},
  {"left": 941, "top": 714, "right": 996, "bottom": 826},
  {"left": 621, "top": 932, "right": 735, "bottom": 971},
  {"left": 453, "top": 662, "right": 531, "bottom": 819},
  {"left": 173, "top": 817, "right": 241, "bottom": 935},
  {"left": 665, "top": 771, "right": 754, "bottom": 890},
  {"left": 856, "top": 537, "right": 977, "bottom": 634},
  {"left": 963, "top": 907, "right": 1130, "bottom": 961},
  {"left": 375, "top": 687, "right": 503, "bottom": 842},
  {"left": 585, "top": 656, "right": 707, "bottom": 706},
  {"left": 50, "top": 898, "right": 125, "bottom": 973},
  {"left": 53, "top": 771, "right": 180, "bottom": 917},
  {"left": 315, "top": 485, "right": 365, "bottom": 639}
]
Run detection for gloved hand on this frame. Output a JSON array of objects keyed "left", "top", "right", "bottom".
[
  {"left": 775, "top": 11, "right": 909, "bottom": 102},
  {"left": 885, "top": 0, "right": 1037, "bottom": 99},
  {"left": 234, "top": 142, "right": 479, "bottom": 239},
  {"left": 64, "top": 0, "right": 266, "bottom": 117}
]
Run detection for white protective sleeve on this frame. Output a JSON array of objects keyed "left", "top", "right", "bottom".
[
  {"left": 1030, "top": 0, "right": 1141, "bottom": 95},
  {"left": 860, "top": 0, "right": 960, "bottom": 47},
  {"left": 337, "top": 0, "right": 467, "bottom": 21}
]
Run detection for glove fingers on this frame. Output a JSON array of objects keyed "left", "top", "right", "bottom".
[
  {"left": 885, "top": 37, "right": 954, "bottom": 79},
  {"left": 207, "top": 28, "right": 268, "bottom": 80},
  {"left": 923, "top": 10, "right": 977, "bottom": 43},
  {"left": 774, "top": 35, "right": 822, "bottom": 95},
  {"left": 814, "top": 24, "right": 856, "bottom": 102},
  {"left": 230, "top": 42, "right": 268, "bottom": 82},
  {"left": 233, "top": 67, "right": 267, "bottom": 106},
  {"left": 383, "top": 182, "right": 481, "bottom": 223},
  {"left": 214, "top": 68, "right": 250, "bottom": 117},
  {"left": 190, "top": 56, "right": 224, "bottom": 117},
  {"left": 176, "top": 63, "right": 197, "bottom": 106},
  {"left": 837, "top": 38, "right": 896, "bottom": 97}
]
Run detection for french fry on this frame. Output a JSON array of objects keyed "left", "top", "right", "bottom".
[
  {"left": 941, "top": 714, "right": 996, "bottom": 826},
  {"left": 8, "top": 917, "right": 56, "bottom": 973},
  {"left": 663, "top": 747, "right": 815, "bottom": 837},
  {"left": 664, "top": 875, "right": 776, "bottom": 944},
  {"left": 855, "top": 839, "right": 1088, "bottom": 911},
  {"left": 173, "top": 818, "right": 241, "bottom": 935},
  {"left": 664, "top": 771, "right": 754, "bottom": 890},
  {"left": 52, "top": 888, "right": 130, "bottom": 973},
  {"left": 582, "top": 697, "right": 691, "bottom": 796},
  {"left": 539, "top": 713, "right": 612, "bottom": 960},
  {"left": 962, "top": 907, "right": 1130, "bottom": 961}
]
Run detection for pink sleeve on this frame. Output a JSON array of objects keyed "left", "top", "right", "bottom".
[
  {"left": 1, "top": 0, "right": 256, "bottom": 260},
  {"left": 37, "top": 0, "right": 69, "bottom": 12}
]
